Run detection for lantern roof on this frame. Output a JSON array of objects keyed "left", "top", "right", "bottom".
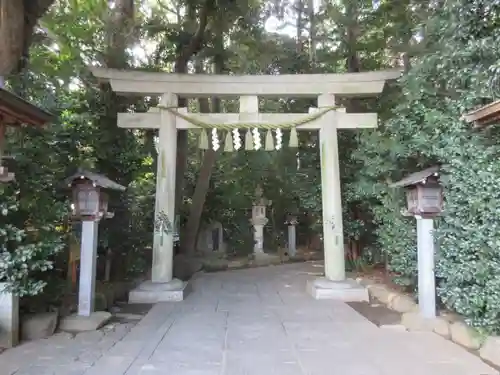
[
  {"left": 0, "top": 87, "right": 54, "bottom": 127},
  {"left": 389, "top": 165, "right": 440, "bottom": 188},
  {"left": 64, "top": 169, "right": 126, "bottom": 191}
]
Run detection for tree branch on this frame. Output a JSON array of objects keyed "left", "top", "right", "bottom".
[
  {"left": 20, "top": 0, "right": 57, "bottom": 70},
  {"left": 175, "top": 0, "right": 213, "bottom": 73}
]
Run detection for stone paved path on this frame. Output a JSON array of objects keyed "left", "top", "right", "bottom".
[{"left": 1, "top": 262, "right": 497, "bottom": 375}]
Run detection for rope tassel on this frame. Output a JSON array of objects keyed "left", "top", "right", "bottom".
[
  {"left": 289, "top": 127, "right": 298, "bottom": 148},
  {"left": 253, "top": 128, "right": 261, "bottom": 150},
  {"left": 245, "top": 129, "right": 253, "bottom": 150},
  {"left": 199, "top": 129, "right": 209, "bottom": 150},
  {"left": 233, "top": 129, "right": 241, "bottom": 150},
  {"left": 224, "top": 131, "right": 234, "bottom": 152},
  {"left": 265, "top": 129, "right": 274, "bottom": 151},
  {"left": 211, "top": 128, "right": 220, "bottom": 151}
]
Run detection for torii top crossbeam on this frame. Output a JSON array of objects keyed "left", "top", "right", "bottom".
[{"left": 91, "top": 68, "right": 401, "bottom": 97}]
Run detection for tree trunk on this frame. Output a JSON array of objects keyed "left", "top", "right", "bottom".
[
  {"left": 0, "top": 0, "right": 55, "bottom": 75},
  {"left": 173, "top": 0, "right": 213, "bottom": 220},
  {"left": 307, "top": 0, "right": 316, "bottom": 65},
  {"left": 180, "top": 24, "right": 226, "bottom": 257},
  {"left": 344, "top": 1, "right": 361, "bottom": 75},
  {"left": 343, "top": 0, "right": 363, "bottom": 263},
  {"left": 295, "top": 0, "right": 304, "bottom": 53},
  {"left": 95, "top": 0, "right": 135, "bottom": 280},
  {"left": 0, "top": 1, "right": 24, "bottom": 75}
]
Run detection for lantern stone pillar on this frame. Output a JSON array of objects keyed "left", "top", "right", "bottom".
[
  {"left": 417, "top": 216, "right": 436, "bottom": 318},
  {"left": 78, "top": 220, "right": 99, "bottom": 316},
  {"left": 287, "top": 215, "right": 298, "bottom": 257},
  {"left": 128, "top": 93, "right": 191, "bottom": 304},
  {"left": 307, "top": 94, "right": 368, "bottom": 301},
  {"left": 60, "top": 217, "right": 110, "bottom": 331}
]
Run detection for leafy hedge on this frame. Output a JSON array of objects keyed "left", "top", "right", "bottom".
[
  {"left": 351, "top": 0, "right": 500, "bottom": 332},
  {"left": 0, "top": 187, "right": 64, "bottom": 296}
]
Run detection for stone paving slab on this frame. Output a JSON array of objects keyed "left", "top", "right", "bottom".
[{"left": 0, "top": 262, "right": 498, "bottom": 375}]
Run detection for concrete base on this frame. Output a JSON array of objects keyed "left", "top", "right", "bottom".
[
  {"left": 128, "top": 278, "right": 191, "bottom": 304},
  {"left": 307, "top": 277, "right": 369, "bottom": 302},
  {"left": 59, "top": 311, "right": 111, "bottom": 333}
]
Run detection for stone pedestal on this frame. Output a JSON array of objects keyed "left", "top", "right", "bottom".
[
  {"left": 129, "top": 278, "right": 191, "bottom": 304},
  {"left": 0, "top": 283, "right": 19, "bottom": 348},
  {"left": 252, "top": 221, "right": 267, "bottom": 255},
  {"left": 306, "top": 277, "right": 369, "bottom": 301}
]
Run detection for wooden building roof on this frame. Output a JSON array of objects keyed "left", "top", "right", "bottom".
[
  {"left": 0, "top": 88, "right": 55, "bottom": 182},
  {"left": 0, "top": 87, "right": 54, "bottom": 127},
  {"left": 463, "top": 100, "right": 500, "bottom": 128}
]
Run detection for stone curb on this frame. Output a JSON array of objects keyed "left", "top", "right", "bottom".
[{"left": 356, "top": 277, "right": 500, "bottom": 368}]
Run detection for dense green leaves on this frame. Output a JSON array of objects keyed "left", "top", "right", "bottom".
[{"left": 351, "top": 0, "right": 500, "bottom": 332}]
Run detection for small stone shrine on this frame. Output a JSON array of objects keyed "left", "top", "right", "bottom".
[{"left": 197, "top": 221, "right": 225, "bottom": 254}]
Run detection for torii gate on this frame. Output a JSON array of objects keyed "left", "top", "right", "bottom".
[{"left": 91, "top": 68, "right": 399, "bottom": 303}]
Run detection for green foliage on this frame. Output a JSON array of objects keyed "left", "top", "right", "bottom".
[
  {"left": 0, "top": 187, "right": 64, "bottom": 296},
  {"left": 352, "top": 0, "right": 500, "bottom": 332}
]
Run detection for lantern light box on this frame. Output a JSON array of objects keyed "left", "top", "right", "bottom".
[
  {"left": 64, "top": 169, "right": 125, "bottom": 221},
  {"left": 390, "top": 165, "right": 443, "bottom": 217}
]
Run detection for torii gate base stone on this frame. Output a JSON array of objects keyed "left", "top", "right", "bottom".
[{"left": 92, "top": 68, "right": 399, "bottom": 303}]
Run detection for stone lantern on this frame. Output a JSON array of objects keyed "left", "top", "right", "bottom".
[
  {"left": 68, "top": 173, "right": 118, "bottom": 220},
  {"left": 61, "top": 169, "right": 125, "bottom": 331},
  {"left": 250, "top": 185, "right": 272, "bottom": 257},
  {"left": 390, "top": 165, "right": 442, "bottom": 318},
  {"left": 395, "top": 169, "right": 443, "bottom": 217}
]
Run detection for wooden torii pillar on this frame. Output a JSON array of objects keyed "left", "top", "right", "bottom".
[{"left": 92, "top": 68, "right": 400, "bottom": 303}]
